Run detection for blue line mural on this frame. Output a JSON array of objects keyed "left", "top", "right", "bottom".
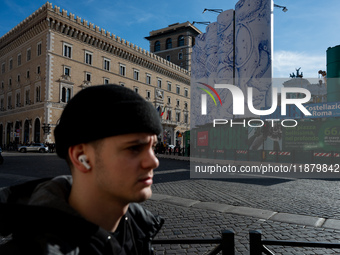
[{"left": 191, "top": 0, "right": 273, "bottom": 128}]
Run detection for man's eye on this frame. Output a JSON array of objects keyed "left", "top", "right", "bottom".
[{"left": 128, "top": 145, "right": 143, "bottom": 152}]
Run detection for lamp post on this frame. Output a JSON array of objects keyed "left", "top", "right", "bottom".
[
  {"left": 42, "top": 123, "right": 51, "bottom": 134},
  {"left": 42, "top": 123, "right": 51, "bottom": 135},
  {"left": 42, "top": 123, "right": 51, "bottom": 143},
  {"left": 202, "top": 8, "right": 223, "bottom": 14},
  {"left": 274, "top": 4, "right": 288, "bottom": 12},
  {"left": 192, "top": 21, "right": 211, "bottom": 26}
]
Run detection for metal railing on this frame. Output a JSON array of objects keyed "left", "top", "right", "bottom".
[
  {"left": 249, "top": 230, "right": 340, "bottom": 255},
  {"left": 153, "top": 229, "right": 235, "bottom": 255}
]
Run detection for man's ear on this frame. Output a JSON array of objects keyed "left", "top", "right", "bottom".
[{"left": 68, "top": 144, "right": 91, "bottom": 173}]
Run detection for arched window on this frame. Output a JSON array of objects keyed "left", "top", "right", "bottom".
[
  {"left": 178, "top": 35, "right": 184, "bottom": 47},
  {"left": 24, "top": 120, "right": 30, "bottom": 143},
  {"left": 34, "top": 118, "right": 40, "bottom": 143},
  {"left": 166, "top": 38, "right": 172, "bottom": 49},
  {"left": 61, "top": 87, "right": 71, "bottom": 103},
  {"left": 154, "top": 41, "right": 160, "bottom": 52}
]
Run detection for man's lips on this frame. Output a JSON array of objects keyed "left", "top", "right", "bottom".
[{"left": 138, "top": 176, "right": 153, "bottom": 185}]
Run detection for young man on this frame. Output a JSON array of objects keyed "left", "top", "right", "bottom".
[{"left": 0, "top": 85, "right": 164, "bottom": 254}]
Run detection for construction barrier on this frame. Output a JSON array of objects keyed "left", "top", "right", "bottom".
[
  {"left": 190, "top": 148, "right": 339, "bottom": 164},
  {"left": 236, "top": 150, "right": 248, "bottom": 161}
]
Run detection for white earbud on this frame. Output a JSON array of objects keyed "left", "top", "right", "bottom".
[{"left": 78, "top": 154, "right": 91, "bottom": 170}]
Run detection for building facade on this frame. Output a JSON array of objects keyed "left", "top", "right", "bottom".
[
  {"left": 145, "top": 22, "right": 201, "bottom": 72},
  {"left": 0, "top": 3, "right": 191, "bottom": 148}
]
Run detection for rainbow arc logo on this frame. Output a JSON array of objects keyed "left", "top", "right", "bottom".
[{"left": 197, "top": 82, "right": 222, "bottom": 115}]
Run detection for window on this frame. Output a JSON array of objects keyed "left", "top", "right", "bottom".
[
  {"left": 119, "top": 82, "right": 125, "bottom": 87},
  {"left": 166, "top": 38, "right": 172, "bottom": 49},
  {"left": 184, "top": 113, "right": 188, "bottom": 124},
  {"left": 167, "top": 97, "right": 171, "bottom": 104},
  {"left": 146, "top": 90, "right": 151, "bottom": 99},
  {"left": 2, "top": 63, "right": 5, "bottom": 74},
  {"left": 176, "top": 85, "right": 180, "bottom": 94},
  {"left": 26, "top": 48, "right": 31, "bottom": 61},
  {"left": 176, "top": 112, "right": 181, "bottom": 122},
  {"left": 178, "top": 53, "right": 183, "bottom": 60},
  {"left": 119, "top": 64, "right": 126, "bottom": 76},
  {"left": 25, "top": 89, "right": 30, "bottom": 105},
  {"left": 104, "top": 78, "right": 110, "bottom": 84},
  {"left": 167, "top": 82, "right": 171, "bottom": 91},
  {"left": 176, "top": 99, "right": 180, "bottom": 106},
  {"left": 85, "top": 51, "right": 93, "bottom": 65},
  {"left": 7, "top": 95, "right": 12, "bottom": 109},
  {"left": 16, "top": 92, "right": 21, "bottom": 107},
  {"left": 0, "top": 98, "right": 4, "bottom": 110},
  {"left": 134, "top": 87, "right": 139, "bottom": 93},
  {"left": 154, "top": 41, "right": 160, "bottom": 52},
  {"left": 9, "top": 59, "right": 13, "bottom": 70},
  {"left": 9, "top": 78, "right": 12, "bottom": 87},
  {"left": 184, "top": 88, "right": 188, "bottom": 97},
  {"left": 26, "top": 70, "right": 30, "bottom": 78},
  {"left": 36, "top": 86, "right": 41, "bottom": 102},
  {"left": 17, "top": 54, "right": 21, "bottom": 66},
  {"left": 166, "top": 110, "right": 172, "bottom": 120},
  {"left": 166, "top": 55, "right": 171, "bottom": 61},
  {"left": 178, "top": 35, "right": 185, "bottom": 47},
  {"left": 37, "top": 42, "right": 42, "bottom": 56},
  {"left": 104, "top": 58, "right": 110, "bottom": 71},
  {"left": 184, "top": 102, "right": 188, "bottom": 109},
  {"left": 64, "top": 66, "right": 71, "bottom": 76},
  {"left": 17, "top": 74, "right": 20, "bottom": 82},
  {"left": 63, "top": 43, "right": 72, "bottom": 58},
  {"left": 133, "top": 69, "right": 139, "bottom": 81},
  {"left": 85, "top": 72, "right": 91, "bottom": 82},
  {"left": 1, "top": 81, "right": 4, "bottom": 89},
  {"left": 157, "top": 78, "right": 162, "bottom": 88},
  {"left": 37, "top": 66, "right": 41, "bottom": 75},
  {"left": 146, "top": 74, "right": 151, "bottom": 85},
  {"left": 61, "top": 87, "right": 71, "bottom": 103}
]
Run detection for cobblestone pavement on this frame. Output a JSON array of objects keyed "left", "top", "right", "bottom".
[
  {"left": 143, "top": 200, "right": 340, "bottom": 254},
  {"left": 152, "top": 156, "right": 340, "bottom": 220},
  {"left": 143, "top": 155, "right": 340, "bottom": 254}
]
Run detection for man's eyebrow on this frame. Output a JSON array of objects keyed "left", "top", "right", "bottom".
[{"left": 124, "top": 139, "right": 151, "bottom": 145}]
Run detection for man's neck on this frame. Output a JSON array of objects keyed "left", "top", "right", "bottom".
[{"left": 68, "top": 182, "right": 129, "bottom": 232}]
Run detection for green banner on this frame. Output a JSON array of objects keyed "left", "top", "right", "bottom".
[{"left": 283, "top": 120, "right": 340, "bottom": 151}]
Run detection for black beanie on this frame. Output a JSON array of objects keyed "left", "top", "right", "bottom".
[{"left": 54, "top": 84, "right": 162, "bottom": 159}]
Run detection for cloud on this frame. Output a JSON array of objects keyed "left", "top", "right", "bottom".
[{"left": 273, "top": 50, "right": 326, "bottom": 78}]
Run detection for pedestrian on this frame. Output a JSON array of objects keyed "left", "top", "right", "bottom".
[{"left": 0, "top": 84, "right": 164, "bottom": 254}]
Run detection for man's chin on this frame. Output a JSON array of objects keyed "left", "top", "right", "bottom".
[{"left": 135, "top": 188, "right": 152, "bottom": 202}]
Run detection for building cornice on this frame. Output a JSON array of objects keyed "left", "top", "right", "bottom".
[{"left": 0, "top": 2, "right": 191, "bottom": 85}]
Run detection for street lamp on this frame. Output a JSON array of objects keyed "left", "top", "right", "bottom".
[
  {"left": 202, "top": 8, "right": 223, "bottom": 14},
  {"left": 274, "top": 4, "right": 288, "bottom": 12},
  {"left": 192, "top": 21, "right": 211, "bottom": 26},
  {"left": 42, "top": 123, "right": 51, "bottom": 135}
]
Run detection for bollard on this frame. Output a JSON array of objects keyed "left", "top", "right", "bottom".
[
  {"left": 249, "top": 230, "right": 263, "bottom": 255},
  {"left": 221, "top": 230, "right": 235, "bottom": 255}
]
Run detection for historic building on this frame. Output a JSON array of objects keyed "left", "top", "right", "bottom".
[
  {"left": 145, "top": 22, "right": 201, "bottom": 72},
  {"left": 0, "top": 2, "right": 191, "bottom": 147}
]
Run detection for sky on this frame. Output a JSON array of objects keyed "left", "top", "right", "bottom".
[{"left": 1, "top": 0, "right": 340, "bottom": 78}]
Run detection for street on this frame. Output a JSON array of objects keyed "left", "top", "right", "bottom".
[{"left": 1, "top": 152, "right": 340, "bottom": 254}]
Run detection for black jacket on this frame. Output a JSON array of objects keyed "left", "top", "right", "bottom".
[{"left": 0, "top": 176, "right": 164, "bottom": 255}]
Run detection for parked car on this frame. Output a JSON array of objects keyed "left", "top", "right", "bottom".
[{"left": 18, "top": 143, "right": 49, "bottom": 153}]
